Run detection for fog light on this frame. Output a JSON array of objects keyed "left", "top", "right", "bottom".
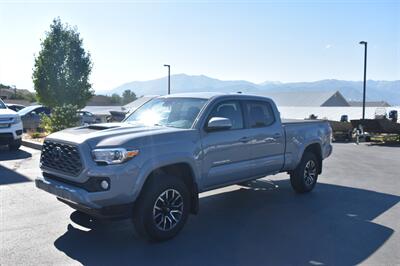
[{"left": 100, "top": 180, "right": 109, "bottom": 190}]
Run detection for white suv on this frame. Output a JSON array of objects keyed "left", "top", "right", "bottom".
[{"left": 0, "top": 98, "right": 23, "bottom": 150}]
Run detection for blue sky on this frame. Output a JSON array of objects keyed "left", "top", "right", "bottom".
[{"left": 0, "top": 1, "right": 399, "bottom": 92}]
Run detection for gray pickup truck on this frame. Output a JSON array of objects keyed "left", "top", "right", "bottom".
[{"left": 36, "top": 92, "right": 332, "bottom": 241}]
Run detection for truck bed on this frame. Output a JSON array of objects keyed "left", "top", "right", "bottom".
[
  {"left": 281, "top": 118, "right": 332, "bottom": 171},
  {"left": 282, "top": 119, "right": 327, "bottom": 124}
]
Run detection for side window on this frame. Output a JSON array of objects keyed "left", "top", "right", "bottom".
[
  {"left": 44, "top": 108, "right": 51, "bottom": 115},
  {"left": 36, "top": 108, "right": 44, "bottom": 114},
  {"left": 208, "top": 101, "right": 244, "bottom": 130},
  {"left": 246, "top": 101, "right": 275, "bottom": 128}
]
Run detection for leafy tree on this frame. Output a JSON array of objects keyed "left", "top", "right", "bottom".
[
  {"left": 122, "top": 89, "right": 137, "bottom": 105},
  {"left": 111, "top": 93, "right": 122, "bottom": 104},
  {"left": 32, "top": 18, "right": 93, "bottom": 109}
]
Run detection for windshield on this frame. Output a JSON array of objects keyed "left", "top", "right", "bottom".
[
  {"left": 124, "top": 97, "right": 207, "bottom": 129},
  {"left": 18, "top": 105, "right": 40, "bottom": 116},
  {"left": 0, "top": 99, "right": 6, "bottom": 109}
]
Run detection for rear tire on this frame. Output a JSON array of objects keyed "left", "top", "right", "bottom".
[
  {"left": 290, "top": 152, "right": 319, "bottom": 193},
  {"left": 132, "top": 174, "right": 190, "bottom": 241}
]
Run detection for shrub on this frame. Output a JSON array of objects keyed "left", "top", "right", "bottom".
[
  {"left": 41, "top": 104, "right": 79, "bottom": 133},
  {"left": 31, "top": 131, "right": 44, "bottom": 139}
]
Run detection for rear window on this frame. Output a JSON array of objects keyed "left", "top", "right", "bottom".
[{"left": 246, "top": 101, "right": 275, "bottom": 128}]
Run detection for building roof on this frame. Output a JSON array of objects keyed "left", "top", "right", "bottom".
[
  {"left": 82, "top": 96, "right": 158, "bottom": 116},
  {"left": 257, "top": 90, "right": 349, "bottom": 107},
  {"left": 81, "top": 106, "right": 124, "bottom": 116},
  {"left": 348, "top": 101, "right": 391, "bottom": 107}
]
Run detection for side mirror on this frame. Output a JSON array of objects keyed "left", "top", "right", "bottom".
[{"left": 206, "top": 117, "right": 232, "bottom": 131}]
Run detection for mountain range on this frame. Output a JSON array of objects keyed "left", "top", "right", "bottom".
[{"left": 102, "top": 74, "right": 400, "bottom": 105}]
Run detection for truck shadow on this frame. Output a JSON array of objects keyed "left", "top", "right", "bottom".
[
  {"left": 54, "top": 180, "right": 399, "bottom": 266},
  {"left": 367, "top": 142, "right": 400, "bottom": 147},
  {"left": 0, "top": 147, "right": 32, "bottom": 161},
  {"left": 0, "top": 165, "right": 32, "bottom": 185},
  {"left": 0, "top": 147, "right": 32, "bottom": 185}
]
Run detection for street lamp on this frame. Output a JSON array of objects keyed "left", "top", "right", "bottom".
[
  {"left": 359, "top": 41, "right": 367, "bottom": 120},
  {"left": 163, "top": 64, "right": 171, "bottom": 95}
]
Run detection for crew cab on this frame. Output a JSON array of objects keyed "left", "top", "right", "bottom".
[
  {"left": 0, "top": 98, "right": 23, "bottom": 150},
  {"left": 35, "top": 93, "right": 332, "bottom": 241}
]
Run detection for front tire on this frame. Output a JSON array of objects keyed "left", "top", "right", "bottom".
[
  {"left": 290, "top": 152, "right": 319, "bottom": 193},
  {"left": 132, "top": 174, "right": 190, "bottom": 241},
  {"left": 9, "top": 139, "right": 21, "bottom": 151}
]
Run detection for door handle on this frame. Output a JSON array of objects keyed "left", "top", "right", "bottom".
[
  {"left": 273, "top": 133, "right": 282, "bottom": 138},
  {"left": 239, "top": 137, "right": 251, "bottom": 143}
]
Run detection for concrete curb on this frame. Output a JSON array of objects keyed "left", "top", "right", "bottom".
[{"left": 21, "top": 139, "right": 43, "bottom": 150}]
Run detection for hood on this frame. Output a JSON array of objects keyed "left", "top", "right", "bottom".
[
  {"left": 0, "top": 108, "right": 18, "bottom": 117},
  {"left": 46, "top": 122, "right": 190, "bottom": 148}
]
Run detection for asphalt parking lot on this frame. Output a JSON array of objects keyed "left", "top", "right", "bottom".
[{"left": 1, "top": 143, "right": 399, "bottom": 265}]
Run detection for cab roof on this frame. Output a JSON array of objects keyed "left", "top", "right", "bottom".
[{"left": 161, "top": 92, "right": 271, "bottom": 101}]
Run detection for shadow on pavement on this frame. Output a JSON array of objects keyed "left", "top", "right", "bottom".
[
  {"left": 0, "top": 164, "right": 32, "bottom": 185},
  {"left": 367, "top": 142, "right": 400, "bottom": 148},
  {"left": 0, "top": 147, "right": 32, "bottom": 161},
  {"left": 54, "top": 180, "right": 399, "bottom": 266},
  {"left": 0, "top": 147, "right": 32, "bottom": 185}
]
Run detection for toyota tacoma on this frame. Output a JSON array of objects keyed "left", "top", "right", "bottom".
[{"left": 36, "top": 92, "right": 332, "bottom": 241}]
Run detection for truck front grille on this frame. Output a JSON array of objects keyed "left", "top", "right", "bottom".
[{"left": 40, "top": 140, "right": 83, "bottom": 176}]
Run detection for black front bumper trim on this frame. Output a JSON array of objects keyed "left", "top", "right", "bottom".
[{"left": 57, "top": 197, "right": 133, "bottom": 220}]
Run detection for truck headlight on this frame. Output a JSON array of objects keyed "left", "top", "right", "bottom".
[
  {"left": 12, "top": 115, "right": 21, "bottom": 124},
  {"left": 92, "top": 148, "right": 139, "bottom": 165}
]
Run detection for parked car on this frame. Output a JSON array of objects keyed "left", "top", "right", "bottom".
[
  {"left": 35, "top": 92, "right": 332, "bottom": 241},
  {"left": 6, "top": 103, "right": 26, "bottom": 112},
  {"left": 0, "top": 98, "right": 23, "bottom": 150},
  {"left": 107, "top": 110, "right": 126, "bottom": 122},
  {"left": 77, "top": 111, "right": 99, "bottom": 125},
  {"left": 18, "top": 105, "right": 51, "bottom": 131}
]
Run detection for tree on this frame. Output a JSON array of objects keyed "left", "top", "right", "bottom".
[
  {"left": 11, "top": 90, "right": 37, "bottom": 102},
  {"left": 110, "top": 93, "right": 122, "bottom": 104},
  {"left": 122, "top": 89, "right": 137, "bottom": 105},
  {"left": 32, "top": 18, "right": 93, "bottom": 109}
]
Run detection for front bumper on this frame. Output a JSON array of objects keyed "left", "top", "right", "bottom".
[
  {"left": 0, "top": 122, "right": 23, "bottom": 145},
  {"left": 35, "top": 175, "right": 132, "bottom": 219}
]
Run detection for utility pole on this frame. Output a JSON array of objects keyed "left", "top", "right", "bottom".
[
  {"left": 163, "top": 64, "right": 171, "bottom": 95},
  {"left": 359, "top": 41, "right": 367, "bottom": 120}
]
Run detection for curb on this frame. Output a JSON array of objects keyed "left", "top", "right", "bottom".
[{"left": 21, "top": 139, "right": 43, "bottom": 150}]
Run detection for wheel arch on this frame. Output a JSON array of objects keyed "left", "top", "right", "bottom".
[
  {"left": 303, "top": 143, "right": 323, "bottom": 174},
  {"left": 140, "top": 162, "right": 199, "bottom": 215}
]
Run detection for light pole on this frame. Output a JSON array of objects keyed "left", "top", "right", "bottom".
[
  {"left": 164, "top": 64, "right": 170, "bottom": 95},
  {"left": 12, "top": 85, "right": 17, "bottom": 98},
  {"left": 359, "top": 41, "right": 367, "bottom": 120}
]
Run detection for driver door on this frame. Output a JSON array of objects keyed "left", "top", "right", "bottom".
[{"left": 201, "top": 100, "right": 253, "bottom": 189}]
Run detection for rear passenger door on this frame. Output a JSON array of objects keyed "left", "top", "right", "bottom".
[
  {"left": 201, "top": 100, "right": 253, "bottom": 189},
  {"left": 244, "top": 100, "right": 285, "bottom": 176}
]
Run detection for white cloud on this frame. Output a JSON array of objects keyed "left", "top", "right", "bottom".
[{"left": 325, "top": 44, "right": 332, "bottom": 49}]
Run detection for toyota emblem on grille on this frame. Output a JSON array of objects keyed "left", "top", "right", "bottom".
[{"left": 53, "top": 147, "right": 63, "bottom": 161}]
